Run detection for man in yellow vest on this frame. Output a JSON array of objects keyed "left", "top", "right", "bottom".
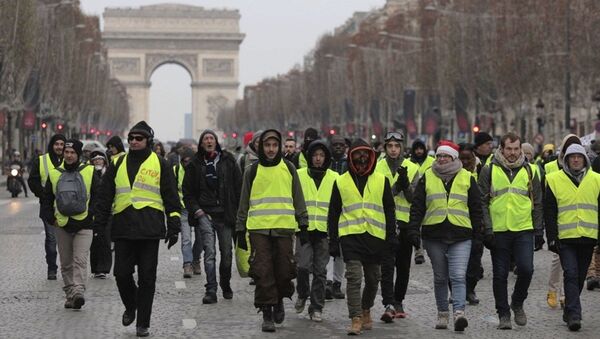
[
  {"left": 41, "top": 139, "right": 100, "bottom": 309},
  {"left": 545, "top": 143, "right": 599, "bottom": 331},
  {"left": 28, "top": 133, "right": 66, "bottom": 280},
  {"left": 376, "top": 131, "right": 419, "bottom": 322},
  {"left": 94, "top": 121, "right": 181, "bottom": 338},
  {"left": 474, "top": 132, "right": 494, "bottom": 175},
  {"left": 292, "top": 127, "right": 319, "bottom": 169},
  {"left": 294, "top": 140, "right": 338, "bottom": 322},
  {"left": 479, "top": 132, "right": 543, "bottom": 330},
  {"left": 236, "top": 129, "right": 308, "bottom": 333},
  {"left": 328, "top": 138, "right": 396, "bottom": 335},
  {"left": 409, "top": 139, "right": 433, "bottom": 265},
  {"left": 106, "top": 135, "right": 127, "bottom": 162}
]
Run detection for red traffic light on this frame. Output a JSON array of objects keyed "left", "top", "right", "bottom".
[
  {"left": 472, "top": 125, "right": 480, "bottom": 133},
  {"left": 287, "top": 131, "right": 294, "bottom": 137},
  {"left": 57, "top": 123, "right": 64, "bottom": 131},
  {"left": 232, "top": 132, "right": 238, "bottom": 138},
  {"left": 90, "top": 128, "right": 96, "bottom": 134},
  {"left": 329, "top": 129, "right": 336, "bottom": 135},
  {"left": 106, "top": 131, "right": 112, "bottom": 136},
  {"left": 41, "top": 122, "right": 47, "bottom": 129}
]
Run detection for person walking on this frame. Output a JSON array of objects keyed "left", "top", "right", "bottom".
[
  {"left": 235, "top": 129, "right": 308, "bottom": 332},
  {"left": 294, "top": 141, "right": 338, "bottom": 322},
  {"left": 292, "top": 127, "right": 319, "bottom": 169},
  {"left": 474, "top": 132, "right": 494, "bottom": 175},
  {"left": 408, "top": 141, "right": 484, "bottom": 332},
  {"left": 183, "top": 130, "right": 241, "bottom": 303},
  {"left": 41, "top": 139, "right": 101, "bottom": 309},
  {"left": 479, "top": 132, "right": 543, "bottom": 330},
  {"left": 89, "top": 149, "right": 112, "bottom": 279},
  {"left": 106, "top": 136, "right": 126, "bottom": 162},
  {"left": 28, "top": 134, "right": 66, "bottom": 280},
  {"left": 375, "top": 131, "right": 419, "bottom": 322},
  {"left": 409, "top": 139, "right": 433, "bottom": 265},
  {"left": 545, "top": 143, "right": 600, "bottom": 331},
  {"left": 94, "top": 121, "right": 181, "bottom": 337},
  {"left": 328, "top": 138, "right": 396, "bottom": 335}
]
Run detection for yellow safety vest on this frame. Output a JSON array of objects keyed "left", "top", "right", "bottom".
[
  {"left": 546, "top": 170, "right": 600, "bottom": 240},
  {"left": 298, "top": 152, "right": 307, "bottom": 168},
  {"left": 337, "top": 171, "right": 387, "bottom": 240},
  {"left": 423, "top": 168, "right": 472, "bottom": 228},
  {"left": 47, "top": 164, "right": 94, "bottom": 227},
  {"left": 545, "top": 160, "right": 559, "bottom": 175},
  {"left": 173, "top": 164, "right": 185, "bottom": 204},
  {"left": 111, "top": 152, "right": 126, "bottom": 164},
  {"left": 297, "top": 168, "right": 337, "bottom": 233},
  {"left": 113, "top": 152, "right": 180, "bottom": 218},
  {"left": 375, "top": 157, "right": 419, "bottom": 222},
  {"left": 489, "top": 164, "right": 533, "bottom": 232},
  {"left": 39, "top": 153, "right": 61, "bottom": 187},
  {"left": 247, "top": 161, "right": 297, "bottom": 230},
  {"left": 416, "top": 156, "right": 435, "bottom": 176}
]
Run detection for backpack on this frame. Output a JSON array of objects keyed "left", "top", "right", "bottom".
[{"left": 55, "top": 166, "right": 88, "bottom": 216}]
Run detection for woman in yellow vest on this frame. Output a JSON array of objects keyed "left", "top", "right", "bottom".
[
  {"left": 41, "top": 139, "right": 101, "bottom": 310},
  {"left": 294, "top": 141, "right": 338, "bottom": 322},
  {"left": 328, "top": 138, "right": 396, "bottom": 335},
  {"left": 407, "top": 140, "right": 484, "bottom": 332},
  {"left": 235, "top": 129, "right": 309, "bottom": 333},
  {"left": 545, "top": 144, "right": 600, "bottom": 332}
]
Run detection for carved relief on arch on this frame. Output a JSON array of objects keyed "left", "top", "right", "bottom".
[
  {"left": 145, "top": 53, "right": 198, "bottom": 81},
  {"left": 206, "top": 94, "right": 229, "bottom": 126}
]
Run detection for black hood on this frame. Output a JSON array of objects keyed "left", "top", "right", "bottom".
[
  {"left": 106, "top": 136, "right": 125, "bottom": 153},
  {"left": 197, "top": 129, "right": 222, "bottom": 158},
  {"left": 306, "top": 140, "right": 331, "bottom": 169},
  {"left": 410, "top": 139, "right": 427, "bottom": 161},
  {"left": 257, "top": 129, "right": 282, "bottom": 167},
  {"left": 348, "top": 138, "right": 376, "bottom": 176},
  {"left": 47, "top": 134, "right": 66, "bottom": 164}
]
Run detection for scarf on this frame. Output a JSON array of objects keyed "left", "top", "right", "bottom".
[
  {"left": 494, "top": 148, "right": 525, "bottom": 170},
  {"left": 385, "top": 156, "right": 402, "bottom": 173},
  {"left": 204, "top": 151, "right": 219, "bottom": 191},
  {"left": 431, "top": 158, "right": 463, "bottom": 183}
]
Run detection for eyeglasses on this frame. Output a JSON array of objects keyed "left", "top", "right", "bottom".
[
  {"left": 128, "top": 135, "right": 145, "bottom": 142},
  {"left": 384, "top": 132, "right": 404, "bottom": 142}
]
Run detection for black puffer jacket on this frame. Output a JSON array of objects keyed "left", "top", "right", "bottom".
[{"left": 182, "top": 133, "right": 242, "bottom": 227}]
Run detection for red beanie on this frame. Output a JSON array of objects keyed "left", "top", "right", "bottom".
[{"left": 243, "top": 131, "right": 254, "bottom": 147}]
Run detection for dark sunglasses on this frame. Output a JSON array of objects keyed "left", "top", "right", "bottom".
[{"left": 128, "top": 135, "right": 146, "bottom": 142}]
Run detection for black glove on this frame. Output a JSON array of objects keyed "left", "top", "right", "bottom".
[
  {"left": 483, "top": 234, "right": 495, "bottom": 250},
  {"left": 165, "top": 217, "right": 181, "bottom": 250},
  {"left": 329, "top": 240, "right": 340, "bottom": 257},
  {"left": 534, "top": 235, "right": 545, "bottom": 251},
  {"left": 548, "top": 239, "right": 560, "bottom": 254},
  {"left": 298, "top": 228, "right": 309, "bottom": 246},
  {"left": 236, "top": 231, "right": 248, "bottom": 251},
  {"left": 408, "top": 233, "right": 420, "bottom": 249},
  {"left": 395, "top": 166, "right": 409, "bottom": 190}
]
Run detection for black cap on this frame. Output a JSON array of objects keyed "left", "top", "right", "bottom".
[
  {"left": 128, "top": 121, "right": 154, "bottom": 139},
  {"left": 64, "top": 139, "right": 83, "bottom": 157},
  {"left": 474, "top": 132, "right": 493, "bottom": 148}
]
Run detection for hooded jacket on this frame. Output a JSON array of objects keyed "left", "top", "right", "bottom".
[
  {"left": 237, "top": 131, "right": 262, "bottom": 175},
  {"left": 235, "top": 129, "right": 308, "bottom": 236},
  {"left": 106, "top": 135, "right": 126, "bottom": 160},
  {"left": 28, "top": 134, "right": 66, "bottom": 199},
  {"left": 327, "top": 139, "right": 396, "bottom": 263},
  {"left": 306, "top": 140, "right": 332, "bottom": 187},
  {"left": 410, "top": 139, "right": 428, "bottom": 165},
  {"left": 182, "top": 130, "right": 242, "bottom": 226}
]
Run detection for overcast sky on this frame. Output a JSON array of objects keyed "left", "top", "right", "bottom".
[{"left": 80, "top": 0, "right": 385, "bottom": 141}]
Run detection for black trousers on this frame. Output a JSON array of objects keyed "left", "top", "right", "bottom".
[
  {"left": 466, "top": 238, "right": 484, "bottom": 292},
  {"left": 90, "top": 232, "right": 112, "bottom": 274},
  {"left": 381, "top": 229, "right": 413, "bottom": 306},
  {"left": 114, "top": 239, "right": 159, "bottom": 328}
]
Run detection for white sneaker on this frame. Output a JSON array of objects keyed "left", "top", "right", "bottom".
[{"left": 310, "top": 311, "right": 323, "bottom": 322}]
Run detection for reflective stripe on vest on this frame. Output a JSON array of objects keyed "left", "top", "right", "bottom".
[
  {"left": 298, "top": 168, "right": 337, "bottom": 233},
  {"left": 546, "top": 170, "right": 600, "bottom": 240},
  {"left": 375, "top": 157, "right": 419, "bottom": 222},
  {"left": 489, "top": 164, "right": 533, "bottom": 232},
  {"left": 48, "top": 164, "right": 94, "bottom": 227},
  {"left": 247, "top": 161, "right": 297, "bottom": 230},
  {"left": 423, "top": 168, "right": 472, "bottom": 228},
  {"left": 114, "top": 152, "right": 165, "bottom": 214},
  {"left": 337, "top": 171, "right": 387, "bottom": 240}
]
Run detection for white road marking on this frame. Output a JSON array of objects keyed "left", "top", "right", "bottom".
[
  {"left": 182, "top": 319, "right": 197, "bottom": 329},
  {"left": 175, "top": 281, "right": 186, "bottom": 289}
]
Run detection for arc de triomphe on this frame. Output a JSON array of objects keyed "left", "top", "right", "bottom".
[{"left": 102, "top": 4, "right": 244, "bottom": 139}]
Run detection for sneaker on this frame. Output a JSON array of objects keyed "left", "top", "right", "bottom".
[
  {"left": 72, "top": 293, "right": 85, "bottom": 310},
  {"left": 586, "top": 277, "right": 599, "bottom": 291},
  {"left": 192, "top": 261, "right": 202, "bottom": 275},
  {"left": 47, "top": 271, "right": 57, "bottom": 280},
  {"left": 466, "top": 291, "right": 479, "bottom": 305},
  {"left": 295, "top": 297, "right": 307, "bottom": 314},
  {"left": 183, "top": 263, "right": 193, "bottom": 279},
  {"left": 380, "top": 304, "right": 396, "bottom": 323},
  {"left": 222, "top": 285, "right": 233, "bottom": 300},
  {"left": 325, "top": 280, "right": 333, "bottom": 300},
  {"left": 453, "top": 310, "right": 468, "bottom": 332},
  {"left": 361, "top": 309, "right": 373, "bottom": 330},
  {"left": 547, "top": 291, "right": 558, "bottom": 308},
  {"left": 273, "top": 299, "right": 285, "bottom": 324},
  {"left": 332, "top": 281, "right": 345, "bottom": 299},
  {"left": 261, "top": 306, "right": 276, "bottom": 332},
  {"left": 202, "top": 292, "right": 217, "bottom": 304},
  {"left": 94, "top": 273, "right": 107, "bottom": 279},
  {"left": 64, "top": 298, "right": 73, "bottom": 309},
  {"left": 435, "top": 311, "right": 449, "bottom": 329},
  {"left": 414, "top": 254, "right": 425, "bottom": 265},
  {"left": 122, "top": 308, "right": 136, "bottom": 326},
  {"left": 510, "top": 304, "right": 527, "bottom": 326},
  {"left": 497, "top": 314, "right": 512, "bottom": 330},
  {"left": 568, "top": 318, "right": 581, "bottom": 331},
  {"left": 310, "top": 311, "right": 323, "bottom": 322},
  {"left": 348, "top": 316, "right": 362, "bottom": 335},
  {"left": 394, "top": 304, "right": 407, "bottom": 318}
]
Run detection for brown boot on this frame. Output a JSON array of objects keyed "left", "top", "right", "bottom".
[
  {"left": 348, "top": 316, "right": 362, "bottom": 335},
  {"left": 361, "top": 309, "right": 373, "bottom": 330}
]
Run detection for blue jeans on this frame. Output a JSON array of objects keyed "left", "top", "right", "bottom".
[
  {"left": 43, "top": 218, "right": 58, "bottom": 272},
  {"left": 198, "top": 215, "right": 233, "bottom": 293},
  {"left": 559, "top": 242, "right": 595, "bottom": 320},
  {"left": 423, "top": 239, "right": 472, "bottom": 312},
  {"left": 491, "top": 231, "right": 534, "bottom": 317},
  {"left": 180, "top": 211, "right": 202, "bottom": 265}
]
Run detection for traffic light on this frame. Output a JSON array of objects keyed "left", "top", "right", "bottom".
[
  {"left": 329, "top": 128, "right": 336, "bottom": 135},
  {"left": 57, "top": 123, "right": 64, "bottom": 131},
  {"left": 472, "top": 125, "right": 480, "bottom": 133},
  {"left": 90, "top": 127, "right": 96, "bottom": 134},
  {"left": 232, "top": 132, "right": 238, "bottom": 138},
  {"left": 223, "top": 133, "right": 228, "bottom": 139},
  {"left": 41, "top": 121, "right": 47, "bottom": 129}
]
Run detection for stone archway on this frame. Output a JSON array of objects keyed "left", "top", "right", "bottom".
[{"left": 102, "top": 4, "right": 244, "bottom": 139}]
